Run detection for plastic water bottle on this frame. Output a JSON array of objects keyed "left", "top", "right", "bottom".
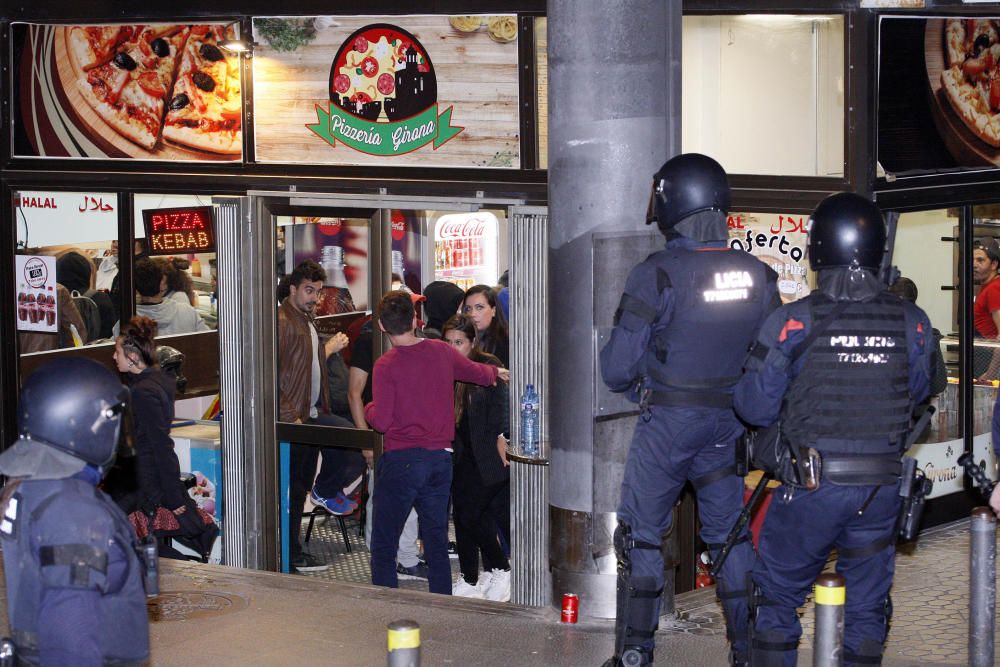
[{"left": 520, "top": 384, "right": 540, "bottom": 457}]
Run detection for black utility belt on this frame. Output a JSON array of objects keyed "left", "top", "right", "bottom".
[
  {"left": 646, "top": 390, "right": 732, "bottom": 410},
  {"left": 820, "top": 455, "right": 902, "bottom": 487}
]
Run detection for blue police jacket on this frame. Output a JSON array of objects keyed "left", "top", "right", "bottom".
[{"left": 0, "top": 470, "right": 150, "bottom": 666}]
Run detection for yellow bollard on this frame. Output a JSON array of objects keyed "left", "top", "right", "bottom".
[
  {"left": 813, "top": 573, "right": 845, "bottom": 667},
  {"left": 387, "top": 619, "right": 420, "bottom": 667}
]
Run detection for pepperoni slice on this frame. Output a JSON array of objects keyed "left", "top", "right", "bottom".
[
  {"left": 350, "top": 91, "right": 372, "bottom": 104},
  {"left": 333, "top": 73, "right": 350, "bottom": 94},
  {"left": 361, "top": 56, "right": 379, "bottom": 77},
  {"left": 353, "top": 35, "right": 368, "bottom": 53},
  {"left": 377, "top": 73, "right": 395, "bottom": 95}
]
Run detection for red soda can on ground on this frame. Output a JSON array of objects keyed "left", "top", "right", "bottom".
[{"left": 561, "top": 593, "right": 579, "bottom": 623}]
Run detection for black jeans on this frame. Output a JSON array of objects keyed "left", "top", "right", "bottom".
[
  {"left": 452, "top": 452, "right": 510, "bottom": 583},
  {"left": 313, "top": 413, "right": 366, "bottom": 498},
  {"left": 289, "top": 442, "right": 319, "bottom": 561},
  {"left": 289, "top": 413, "right": 362, "bottom": 561}
]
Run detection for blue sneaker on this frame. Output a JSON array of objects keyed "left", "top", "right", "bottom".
[
  {"left": 396, "top": 560, "right": 429, "bottom": 580},
  {"left": 310, "top": 489, "right": 358, "bottom": 515}
]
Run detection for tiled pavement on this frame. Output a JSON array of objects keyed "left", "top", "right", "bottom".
[
  {"left": 0, "top": 515, "right": 993, "bottom": 665},
  {"left": 298, "top": 512, "right": 995, "bottom": 664},
  {"left": 659, "top": 518, "right": 998, "bottom": 665}
]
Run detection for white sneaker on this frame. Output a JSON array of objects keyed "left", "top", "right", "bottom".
[
  {"left": 453, "top": 575, "right": 484, "bottom": 599},
  {"left": 483, "top": 568, "right": 511, "bottom": 602},
  {"left": 474, "top": 569, "right": 494, "bottom": 596}
]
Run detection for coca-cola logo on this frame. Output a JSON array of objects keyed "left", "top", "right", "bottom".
[
  {"left": 318, "top": 221, "right": 342, "bottom": 236},
  {"left": 438, "top": 218, "right": 487, "bottom": 240},
  {"left": 391, "top": 212, "right": 406, "bottom": 241}
]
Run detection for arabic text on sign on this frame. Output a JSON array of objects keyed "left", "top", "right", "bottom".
[{"left": 79, "top": 196, "right": 113, "bottom": 212}]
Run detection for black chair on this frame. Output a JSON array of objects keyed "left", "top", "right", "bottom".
[{"left": 304, "top": 474, "right": 369, "bottom": 552}]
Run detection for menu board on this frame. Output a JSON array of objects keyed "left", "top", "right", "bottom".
[
  {"left": 11, "top": 22, "right": 242, "bottom": 161},
  {"left": 252, "top": 15, "right": 520, "bottom": 168}
]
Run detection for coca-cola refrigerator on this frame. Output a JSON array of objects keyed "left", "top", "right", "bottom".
[{"left": 431, "top": 211, "right": 503, "bottom": 292}]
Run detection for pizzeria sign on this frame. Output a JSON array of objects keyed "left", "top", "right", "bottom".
[{"left": 306, "top": 24, "right": 464, "bottom": 156}]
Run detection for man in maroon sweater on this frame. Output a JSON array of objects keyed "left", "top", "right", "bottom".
[{"left": 365, "top": 290, "right": 509, "bottom": 594}]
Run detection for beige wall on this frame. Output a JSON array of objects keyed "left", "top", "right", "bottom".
[{"left": 681, "top": 15, "right": 845, "bottom": 177}]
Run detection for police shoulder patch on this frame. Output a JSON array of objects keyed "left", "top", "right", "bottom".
[{"left": 0, "top": 493, "right": 21, "bottom": 540}]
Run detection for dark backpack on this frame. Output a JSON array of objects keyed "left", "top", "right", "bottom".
[{"left": 70, "top": 290, "right": 101, "bottom": 343}]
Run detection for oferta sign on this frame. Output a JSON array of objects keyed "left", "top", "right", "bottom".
[
  {"left": 308, "top": 24, "right": 463, "bottom": 155},
  {"left": 252, "top": 16, "right": 520, "bottom": 168}
]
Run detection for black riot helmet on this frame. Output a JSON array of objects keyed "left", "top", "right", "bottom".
[
  {"left": 807, "top": 192, "right": 886, "bottom": 272},
  {"left": 156, "top": 345, "right": 187, "bottom": 393},
  {"left": 646, "top": 153, "right": 731, "bottom": 234},
  {"left": 17, "top": 357, "right": 128, "bottom": 467}
]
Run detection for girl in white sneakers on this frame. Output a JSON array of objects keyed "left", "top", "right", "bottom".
[{"left": 443, "top": 314, "right": 512, "bottom": 602}]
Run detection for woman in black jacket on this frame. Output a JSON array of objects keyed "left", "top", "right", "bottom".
[
  {"left": 111, "top": 316, "right": 216, "bottom": 560},
  {"left": 442, "top": 314, "right": 512, "bottom": 601}
]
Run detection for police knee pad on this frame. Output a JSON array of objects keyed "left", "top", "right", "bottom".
[
  {"left": 751, "top": 629, "right": 797, "bottom": 667},
  {"left": 614, "top": 520, "right": 661, "bottom": 569}
]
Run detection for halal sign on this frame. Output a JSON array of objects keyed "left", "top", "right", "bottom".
[
  {"left": 307, "top": 24, "right": 464, "bottom": 156},
  {"left": 142, "top": 206, "right": 216, "bottom": 255}
]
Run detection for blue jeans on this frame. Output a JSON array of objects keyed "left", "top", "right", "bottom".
[{"left": 370, "top": 448, "right": 453, "bottom": 594}]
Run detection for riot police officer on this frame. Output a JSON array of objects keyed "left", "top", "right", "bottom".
[
  {"left": 600, "top": 153, "right": 779, "bottom": 666},
  {"left": 0, "top": 357, "right": 150, "bottom": 666},
  {"left": 733, "top": 193, "right": 935, "bottom": 666}
]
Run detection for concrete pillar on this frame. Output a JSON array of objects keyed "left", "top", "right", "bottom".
[{"left": 548, "top": 0, "right": 681, "bottom": 617}]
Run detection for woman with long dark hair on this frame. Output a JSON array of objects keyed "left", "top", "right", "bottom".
[
  {"left": 111, "top": 316, "right": 217, "bottom": 560},
  {"left": 442, "top": 314, "right": 511, "bottom": 601},
  {"left": 462, "top": 284, "right": 509, "bottom": 368}
]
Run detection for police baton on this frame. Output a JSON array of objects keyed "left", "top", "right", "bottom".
[{"left": 710, "top": 473, "right": 771, "bottom": 577}]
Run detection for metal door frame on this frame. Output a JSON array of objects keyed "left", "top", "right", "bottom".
[{"left": 219, "top": 190, "right": 524, "bottom": 570}]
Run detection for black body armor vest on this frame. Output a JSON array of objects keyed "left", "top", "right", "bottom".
[
  {"left": 647, "top": 247, "right": 772, "bottom": 400},
  {"left": 783, "top": 293, "right": 911, "bottom": 453}
]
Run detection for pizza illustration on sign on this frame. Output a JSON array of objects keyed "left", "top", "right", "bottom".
[{"left": 307, "top": 24, "right": 463, "bottom": 156}]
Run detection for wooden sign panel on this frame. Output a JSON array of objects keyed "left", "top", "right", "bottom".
[{"left": 252, "top": 15, "right": 520, "bottom": 168}]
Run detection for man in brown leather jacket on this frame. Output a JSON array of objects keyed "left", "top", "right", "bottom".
[{"left": 278, "top": 260, "right": 351, "bottom": 572}]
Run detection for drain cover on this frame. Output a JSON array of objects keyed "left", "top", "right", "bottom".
[{"left": 148, "top": 591, "right": 249, "bottom": 621}]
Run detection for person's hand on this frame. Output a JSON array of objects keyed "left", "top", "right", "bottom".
[
  {"left": 990, "top": 484, "right": 1000, "bottom": 518},
  {"left": 363, "top": 449, "right": 374, "bottom": 467},
  {"left": 293, "top": 418, "right": 302, "bottom": 425},
  {"left": 497, "top": 436, "right": 509, "bottom": 467},
  {"left": 496, "top": 368, "right": 510, "bottom": 384},
  {"left": 325, "top": 332, "right": 350, "bottom": 357}
]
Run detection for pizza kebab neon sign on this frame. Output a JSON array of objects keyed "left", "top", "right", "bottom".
[
  {"left": 307, "top": 24, "right": 464, "bottom": 156},
  {"left": 142, "top": 206, "right": 216, "bottom": 255}
]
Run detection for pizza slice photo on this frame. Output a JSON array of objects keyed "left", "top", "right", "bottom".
[
  {"left": 61, "top": 22, "right": 241, "bottom": 157},
  {"left": 940, "top": 18, "right": 1000, "bottom": 148},
  {"left": 163, "top": 25, "right": 242, "bottom": 155},
  {"left": 68, "top": 24, "right": 190, "bottom": 151}
]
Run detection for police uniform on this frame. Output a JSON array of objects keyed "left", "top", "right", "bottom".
[
  {"left": 600, "top": 153, "right": 779, "bottom": 667},
  {"left": 733, "top": 193, "right": 935, "bottom": 667},
  {"left": 0, "top": 358, "right": 151, "bottom": 666}
]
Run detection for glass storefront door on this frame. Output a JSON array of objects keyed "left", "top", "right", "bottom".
[{"left": 255, "top": 194, "right": 511, "bottom": 579}]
